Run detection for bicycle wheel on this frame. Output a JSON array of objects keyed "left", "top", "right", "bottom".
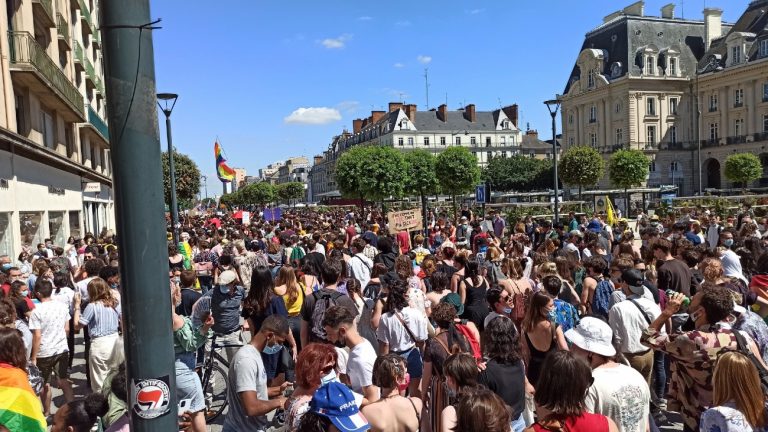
[{"left": 203, "top": 363, "right": 229, "bottom": 423}]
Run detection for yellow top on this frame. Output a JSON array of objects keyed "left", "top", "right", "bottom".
[{"left": 282, "top": 285, "right": 304, "bottom": 316}]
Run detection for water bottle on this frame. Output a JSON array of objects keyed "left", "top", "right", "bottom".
[{"left": 666, "top": 290, "right": 690, "bottom": 307}]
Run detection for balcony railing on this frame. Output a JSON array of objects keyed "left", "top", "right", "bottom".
[
  {"left": 726, "top": 135, "right": 748, "bottom": 145},
  {"left": 701, "top": 139, "right": 720, "bottom": 148},
  {"left": 56, "top": 13, "right": 70, "bottom": 47},
  {"left": 755, "top": 132, "right": 768, "bottom": 142},
  {"left": 7, "top": 31, "right": 84, "bottom": 117},
  {"left": 77, "top": 0, "right": 93, "bottom": 33},
  {"left": 73, "top": 39, "right": 84, "bottom": 70},
  {"left": 734, "top": 102, "right": 744, "bottom": 108},
  {"left": 88, "top": 106, "right": 109, "bottom": 140},
  {"left": 32, "top": 0, "right": 55, "bottom": 28}
]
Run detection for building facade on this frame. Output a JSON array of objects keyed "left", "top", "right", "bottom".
[
  {"left": 560, "top": 0, "right": 768, "bottom": 196},
  {"left": 310, "top": 102, "right": 523, "bottom": 200},
  {"left": 0, "top": 0, "right": 112, "bottom": 258}
]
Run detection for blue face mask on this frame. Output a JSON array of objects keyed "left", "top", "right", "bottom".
[
  {"left": 21, "top": 290, "right": 29, "bottom": 297},
  {"left": 502, "top": 307, "right": 513, "bottom": 314},
  {"left": 321, "top": 369, "right": 338, "bottom": 385},
  {"left": 219, "top": 285, "right": 231, "bottom": 294},
  {"left": 547, "top": 309, "right": 557, "bottom": 321},
  {"left": 262, "top": 341, "right": 283, "bottom": 355},
  {"left": 724, "top": 239, "right": 734, "bottom": 248}
]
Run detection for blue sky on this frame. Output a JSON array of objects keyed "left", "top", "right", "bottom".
[{"left": 150, "top": 0, "right": 749, "bottom": 197}]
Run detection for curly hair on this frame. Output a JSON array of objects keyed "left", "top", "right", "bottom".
[
  {"left": 295, "top": 343, "right": 337, "bottom": 389},
  {"left": 383, "top": 279, "right": 409, "bottom": 314},
  {"left": 699, "top": 282, "right": 735, "bottom": 324},
  {"left": 482, "top": 315, "right": 521, "bottom": 365},
  {"left": 430, "top": 303, "right": 470, "bottom": 354}
]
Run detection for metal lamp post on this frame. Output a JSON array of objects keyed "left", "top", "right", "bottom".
[
  {"left": 544, "top": 98, "right": 562, "bottom": 223},
  {"left": 157, "top": 93, "right": 179, "bottom": 244}
]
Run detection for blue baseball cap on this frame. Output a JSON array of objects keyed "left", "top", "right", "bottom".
[{"left": 310, "top": 381, "right": 370, "bottom": 432}]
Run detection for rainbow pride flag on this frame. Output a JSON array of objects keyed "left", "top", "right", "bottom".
[
  {"left": 0, "top": 364, "right": 46, "bottom": 432},
  {"left": 215, "top": 141, "right": 236, "bottom": 183}
]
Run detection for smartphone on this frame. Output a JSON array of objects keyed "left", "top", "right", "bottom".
[{"left": 283, "top": 383, "right": 295, "bottom": 397}]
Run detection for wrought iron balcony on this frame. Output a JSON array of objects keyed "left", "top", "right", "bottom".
[
  {"left": 32, "top": 0, "right": 55, "bottom": 28},
  {"left": 56, "top": 13, "right": 70, "bottom": 48},
  {"left": 726, "top": 135, "right": 748, "bottom": 145},
  {"left": 7, "top": 31, "right": 84, "bottom": 119},
  {"left": 77, "top": 0, "right": 93, "bottom": 34}
]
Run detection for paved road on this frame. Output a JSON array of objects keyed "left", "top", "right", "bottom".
[{"left": 51, "top": 334, "right": 684, "bottom": 431}]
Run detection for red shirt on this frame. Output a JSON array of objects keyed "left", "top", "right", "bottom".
[{"left": 532, "top": 413, "right": 608, "bottom": 432}]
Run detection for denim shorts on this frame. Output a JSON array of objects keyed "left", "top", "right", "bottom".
[
  {"left": 395, "top": 346, "right": 423, "bottom": 379},
  {"left": 175, "top": 352, "right": 205, "bottom": 413}
]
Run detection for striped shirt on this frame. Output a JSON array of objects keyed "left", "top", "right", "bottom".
[{"left": 79, "top": 301, "right": 121, "bottom": 338}]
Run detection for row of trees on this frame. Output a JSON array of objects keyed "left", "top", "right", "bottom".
[{"left": 220, "top": 181, "right": 305, "bottom": 207}]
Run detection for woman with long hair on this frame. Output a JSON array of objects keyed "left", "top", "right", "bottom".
[
  {"left": 480, "top": 316, "right": 528, "bottom": 431},
  {"left": 453, "top": 387, "right": 512, "bottom": 432},
  {"left": 396, "top": 255, "right": 429, "bottom": 319},
  {"left": 422, "top": 302, "right": 471, "bottom": 432},
  {"left": 554, "top": 256, "right": 580, "bottom": 307},
  {"left": 700, "top": 257, "right": 755, "bottom": 307},
  {"left": 8, "top": 280, "right": 33, "bottom": 322},
  {"left": 241, "top": 265, "right": 296, "bottom": 381},
  {"left": 365, "top": 263, "right": 388, "bottom": 301},
  {"left": 0, "top": 327, "right": 46, "bottom": 431},
  {"left": 449, "top": 253, "right": 468, "bottom": 293},
  {"left": 361, "top": 353, "right": 423, "bottom": 432},
  {"left": 425, "top": 271, "right": 452, "bottom": 311},
  {"left": 73, "top": 278, "right": 122, "bottom": 392},
  {"left": 521, "top": 291, "right": 568, "bottom": 389},
  {"left": 529, "top": 351, "right": 618, "bottom": 431},
  {"left": 700, "top": 351, "right": 768, "bottom": 431},
  {"left": 439, "top": 352, "right": 480, "bottom": 432},
  {"left": 274, "top": 266, "right": 304, "bottom": 351},
  {"left": 458, "top": 259, "right": 490, "bottom": 331},
  {"left": 299, "top": 253, "right": 323, "bottom": 294},
  {"left": 377, "top": 280, "right": 428, "bottom": 398},
  {"left": 500, "top": 257, "right": 533, "bottom": 325},
  {"left": 285, "top": 343, "right": 339, "bottom": 430}
]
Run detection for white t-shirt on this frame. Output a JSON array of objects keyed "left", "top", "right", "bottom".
[
  {"left": 585, "top": 364, "right": 650, "bottom": 432},
  {"left": 28, "top": 300, "right": 71, "bottom": 358},
  {"left": 376, "top": 307, "right": 428, "bottom": 352},
  {"left": 348, "top": 340, "right": 377, "bottom": 393},
  {"left": 76, "top": 276, "right": 96, "bottom": 302},
  {"left": 51, "top": 286, "right": 75, "bottom": 314},
  {"left": 608, "top": 296, "right": 662, "bottom": 354}
]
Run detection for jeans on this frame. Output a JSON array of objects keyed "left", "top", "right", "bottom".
[
  {"left": 652, "top": 351, "right": 667, "bottom": 400},
  {"left": 287, "top": 315, "right": 301, "bottom": 352},
  {"left": 510, "top": 413, "right": 526, "bottom": 432}
]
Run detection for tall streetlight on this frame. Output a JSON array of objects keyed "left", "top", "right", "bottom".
[
  {"left": 544, "top": 97, "right": 562, "bottom": 223},
  {"left": 157, "top": 93, "right": 179, "bottom": 244}
]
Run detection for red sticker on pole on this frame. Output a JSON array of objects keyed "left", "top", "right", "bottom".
[{"left": 132, "top": 376, "right": 171, "bottom": 419}]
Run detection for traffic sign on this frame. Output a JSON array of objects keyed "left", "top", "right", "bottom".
[{"left": 475, "top": 184, "right": 486, "bottom": 204}]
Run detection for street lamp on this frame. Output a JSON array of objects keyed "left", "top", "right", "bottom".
[
  {"left": 157, "top": 93, "right": 179, "bottom": 244},
  {"left": 544, "top": 97, "right": 561, "bottom": 223}
]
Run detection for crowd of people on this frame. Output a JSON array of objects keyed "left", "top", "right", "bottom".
[{"left": 2, "top": 203, "right": 768, "bottom": 432}]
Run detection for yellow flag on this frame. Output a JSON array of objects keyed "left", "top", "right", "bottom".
[{"left": 605, "top": 195, "right": 616, "bottom": 226}]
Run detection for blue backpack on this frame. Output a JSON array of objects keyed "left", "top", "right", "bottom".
[{"left": 591, "top": 278, "right": 613, "bottom": 319}]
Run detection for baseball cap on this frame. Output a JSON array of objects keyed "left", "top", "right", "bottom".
[
  {"left": 569, "top": 230, "right": 584, "bottom": 238},
  {"left": 440, "top": 292, "right": 465, "bottom": 316},
  {"left": 564, "top": 317, "right": 616, "bottom": 357},
  {"left": 440, "top": 240, "right": 455, "bottom": 251},
  {"left": 310, "top": 381, "right": 370, "bottom": 432},
  {"left": 218, "top": 270, "right": 238, "bottom": 285},
  {"left": 621, "top": 268, "right": 646, "bottom": 296}
]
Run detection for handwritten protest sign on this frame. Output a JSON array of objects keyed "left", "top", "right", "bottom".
[{"left": 388, "top": 209, "right": 423, "bottom": 232}]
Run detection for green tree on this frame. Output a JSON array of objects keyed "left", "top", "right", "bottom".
[
  {"left": 161, "top": 150, "right": 201, "bottom": 209},
  {"left": 276, "top": 182, "right": 306, "bottom": 205},
  {"left": 559, "top": 146, "right": 605, "bottom": 198},
  {"left": 435, "top": 147, "right": 480, "bottom": 220},
  {"left": 403, "top": 149, "right": 440, "bottom": 235},
  {"left": 335, "top": 145, "right": 408, "bottom": 206},
  {"left": 724, "top": 153, "right": 763, "bottom": 190},
  {"left": 608, "top": 149, "right": 649, "bottom": 210},
  {"left": 219, "top": 190, "right": 241, "bottom": 208},
  {"left": 239, "top": 182, "right": 276, "bottom": 206},
  {"left": 483, "top": 156, "right": 554, "bottom": 192}
]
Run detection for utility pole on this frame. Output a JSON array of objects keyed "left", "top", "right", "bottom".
[{"left": 101, "top": 2, "right": 177, "bottom": 430}]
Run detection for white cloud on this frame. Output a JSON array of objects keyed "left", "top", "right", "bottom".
[
  {"left": 393, "top": 62, "right": 405, "bottom": 68},
  {"left": 467, "top": 8, "right": 485, "bottom": 14},
  {"left": 417, "top": 55, "right": 432, "bottom": 65},
  {"left": 320, "top": 34, "right": 352, "bottom": 49},
  {"left": 395, "top": 20, "right": 412, "bottom": 27},
  {"left": 357, "top": 16, "right": 372, "bottom": 21},
  {"left": 284, "top": 107, "right": 342, "bottom": 125}
]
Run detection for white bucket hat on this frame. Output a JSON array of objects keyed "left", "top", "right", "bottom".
[{"left": 564, "top": 317, "right": 616, "bottom": 357}]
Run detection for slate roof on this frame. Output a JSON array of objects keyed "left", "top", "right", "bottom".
[
  {"left": 564, "top": 14, "right": 733, "bottom": 94},
  {"left": 698, "top": 0, "right": 768, "bottom": 72},
  {"left": 412, "top": 110, "right": 503, "bottom": 132}
]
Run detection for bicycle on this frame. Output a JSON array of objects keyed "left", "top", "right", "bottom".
[{"left": 199, "top": 333, "right": 243, "bottom": 422}]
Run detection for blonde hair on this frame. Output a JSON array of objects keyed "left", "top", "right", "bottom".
[
  {"left": 87, "top": 277, "right": 119, "bottom": 309},
  {"left": 713, "top": 351, "right": 767, "bottom": 428},
  {"left": 537, "top": 262, "right": 558, "bottom": 279}
]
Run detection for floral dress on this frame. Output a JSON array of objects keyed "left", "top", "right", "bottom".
[{"left": 699, "top": 401, "right": 768, "bottom": 432}]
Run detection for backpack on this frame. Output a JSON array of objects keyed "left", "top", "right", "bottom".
[
  {"left": 591, "top": 278, "right": 613, "bottom": 319},
  {"left": 731, "top": 329, "right": 768, "bottom": 394},
  {"left": 290, "top": 246, "right": 306, "bottom": 265},
  {"left": 455, "top": 322, "right": 482, "bottom": 361},
  {"left": 358, "top": 299, "right": 380, "bottom": 355},
  {"left": 310, "top": 290, "right": 344, "bottom": 342}
]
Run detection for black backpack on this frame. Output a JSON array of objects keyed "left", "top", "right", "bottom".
[
  {"left": 731, "top": 329, "right": 768, "bottom": 395},
  {"left": 309, "top": 290, "right": 344, "bottom": 342}
]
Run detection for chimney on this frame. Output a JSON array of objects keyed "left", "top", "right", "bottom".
[
  {"left": 388, "top": 102, "right": 403, "bottom": 113},
  {"left": 313, "top": 155, "right": 323, "bottom": 165},
  {"left": 704, "top": 8, "right": 723, "bottom": 51},
  {"left": 660, "top": 3, "right": 675, "bottom": 19},
  {"left": 361, "top": 118, "right": 369, "bottom": 129},
  {"left": 437, "top": 104, "right": 448, "bottom": 122},
  {"left": 526, "top": 130, "right": 539, "bottom": 139},
  {"left": 622, "top": 1, "right": 644, "bottom": 17},
  {"left": 352, "top": 119, "right": 363, "bottom": 134},
  {"left": 404, "top": 104, "right": 417, "bottom": 122},
  {"left": 603, "top": 11, "right": 622, "bottom": 23},
  {"left": 371, "top": 110, "right": 385, "bottom": 124},
  {"left": 502, "top": 104, "right": 519, "bottom": 128},
  {"left": 463, "top": 104, "right": 476, "bottom": 122}
]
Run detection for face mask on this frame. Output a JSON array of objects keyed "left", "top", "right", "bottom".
[
  {"left": 218, "top": 285, "right": 231, "bottom": 294},
  {"left": 547, "top": 309, "right": 557, "bottom": 321},
  {"left": 502, "top": 307, "right": 513, "bottom": 314},
  {"left": 173, "top": 277, "right": 180, "bottom": 286},
  {"left": 262, "top": 340, "right": 283, "bottom": 355},
  {"left": 724, "top": 239, "right": 734, "bottom": 248},
  {"left": 320, "top": 369, "right": 338, "bottom": 385},
  {"left": 20, "top": 290, "right": 29, "bottom": 297},
  {"left": 110, "top": 283, "right": 119, "bottom": 290},
  {"left": 398, "top": 373, "right": 411, "bottom": 392}
]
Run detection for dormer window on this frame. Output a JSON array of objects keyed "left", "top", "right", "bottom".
[
  {"left": 645, "top": 56, "right": 656, "bottom": 76},
  {"left": 761, "top": 39, "right": 768, "bottom": 58},
  {"left": 502, "top": 119, "right": 510, "bottom": 129},
  {"left": 400, "top": 119, "right": 409, "bottom": 130},
  {"left": 731, "top": 46, "right": 742, "bottom": 65},
  {"left": 668, "top": 57, "right": 678, "bottom": 76},
  {"left": 588, "top": 70, "right": 595, "bottom": 88}
]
